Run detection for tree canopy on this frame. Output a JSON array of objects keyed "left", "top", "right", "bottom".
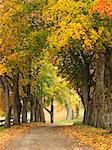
[{"left": 0, "top": 0, "right": 112, "bottom": 133}]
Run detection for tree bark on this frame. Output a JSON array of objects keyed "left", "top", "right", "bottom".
[
  {"left": 39, "top": 97, "right": 45, "bottom": 123},
  {"left": 50, "top": 99, "right": 54, "bottom": 123},
  {"left": 34, "top": 97, "right": 40, "bottom": 122},
  {"left": 66, "top": 95, "right": 73, "bottom": 120},
  {"left": 0, "top": 76, "right": 11, "bottom": 128},
  {"left": 105, "top": 48, "right": 112, "bottom": 131},
  {"left": 82, "top": 65, "right": 90, "bottom": 125},
  {"left": 30, "top": 95, "right": 34, "bottom": 122},
  {"left": 92, "top": 52, "right": 105, "bottom": 128},
  {"left": 75, "top": 104, "right": 79, "bottom": 118},
  {"left": 13, "top": 70, "right": 21, "bottom": 125},
  {"left": 22, "top": 83, "right": 32, "bottom": 123},
  {"left": 22, "top": 96, "right": 28, "bottom": 123}
]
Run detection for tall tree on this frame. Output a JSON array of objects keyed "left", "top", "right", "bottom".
[{"left": 44, "top": 0, "right": 112, "bottom": 129}]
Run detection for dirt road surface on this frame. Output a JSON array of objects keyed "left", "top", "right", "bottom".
[{"left": 4, "top": 125, "right": 93, "bottom": 150}]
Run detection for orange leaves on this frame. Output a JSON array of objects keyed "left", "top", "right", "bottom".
[
  {"left": 109, "top": 12, "right": 112, "bottom": 18},
  {"left": 0, "top": 124, "right": 39, "bottom": 150},
  {"left": 31, "top": 11, "right": 37, "bottom": 17},
  {"left": 90, "top": 0, "right": 112, "bottom": 49},
  {"left": 62, "top": 125, "right": 112, "bottom": 150},
  {"left": 83, "top": 39, "right": 92, "bottom": 49},
  {"left": 92, "top": 0, "right": 112, "bottom": 19}
]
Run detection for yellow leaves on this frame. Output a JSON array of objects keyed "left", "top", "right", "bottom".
[
  {"left": 98, "top": 26, "right": 104, "bottom": 35},
  {"left": 44, "top": 0, "right": 112, "bottom": 54},
  {"left": 30, "top": 31, "right": 38, "bottom": 37},
  {"left": 1, "top": 7, "right": 15, "bottom": 25},
  {"left": 82, "top": 38, "right": 93, "bottom": 50},
  {"left": 0, "top": 38, "right": 2, "bottom": 45},
  {"left": 70, "top": 92, "right": 81, "bottom": 109},
  {"left": 90, "top": 29, "right": 99, "bottom": 37},
  {"left": 0, "top": 64, "right": 6, "bottom": 75},
  {"left": 48, "top": 21, "right": 85, "bottom": 50},
  {"left": 2, "top": 50, "right": 29, "bottom": 75},
  {"left": 85, "top": 39, "right": 91, "bottom": 45},
  {"left": 0, "top": 124, "right": 39, "bottom": 150},
  {"left": 7, "top": 51, "right": 28, "bottom": 63},
  {"left": 72, "top": 30, "right": 81, "bottom": 40},
  {"left": 62, "top": 125, "right": 112, "bottom": 150},
  {"left": 90, "top": 29, "right": 100, "bottom": 43},
  {"left": 59, "top": 21, "right": 66, "bottom": 27},
  {"left": 44, "top": 0, "right": 94, "bottom": 51},
  {"left": 71, "top": 23, "right": 83, "bottom": 40},
  {"left": 81, "top": 33, "right": 94, "bottom": 50}
]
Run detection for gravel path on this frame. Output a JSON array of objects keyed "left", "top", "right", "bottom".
[{"left": 4, "top": 125, "right": 93, "bottom": 150}]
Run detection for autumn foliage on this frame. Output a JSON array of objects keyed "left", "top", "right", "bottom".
[
  {"left": 92, "top": 0, "right": 112, "bottom": 19},
  {"left": 0, "top": 0, "right": 112, "bottom": 141},
  {"left": 62, "top": 125, "right": 112, "bottom": 150}
]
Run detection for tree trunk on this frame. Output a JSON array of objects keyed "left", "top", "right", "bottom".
[
  {"left": 22, "top": 97, "right": 28, "bottom": 123},
  {"left": 66, "top": 95, "right": 73, "bottom": 120},
  {"left": 13, "top": 70, "right": 21, "bottom": 125},
  {"left": 30, "top": 104, "right": 34, "bottom": 122},
  {"left": 30, "top": 95, "right": 34, "bottom": 122},
  {"left": 82, "top": 65, "right": 90, "bottom": 125},
  {"left": 22, "top": 83, "right": 32, "bottom": 123},
  {"left": 93, "top": 52, "right": 105, "bottom": 128},
  {"left": 75, "top": 104, "right": 79, "bottom": 118},
  {"left": 34, "top": 97, "right": 40, "bottom": 122},
  {"left": 50, "top": 99, "right": 54, "bottom": 123},
  {"left": 0, "top": 76, "right": 11, "bottom": 128},
  {"left": 39, "top": 97, "right": 45, "bottom": 123},
  {"left": 105, "top": 48, "right": 112, "bottom": 131},
  {"left": 107, "top": 68, "right": 112, "bottom": 131}
]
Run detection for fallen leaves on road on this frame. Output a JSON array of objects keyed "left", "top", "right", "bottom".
[
  {"left": 61, "top": 124, "right": 112, "bottom": 150},
  {"left": 0, "top": 123, "right": 45, "bottom": 150},
  {"left": 0, "top": 123, "right": 112, "bottom": 150}
]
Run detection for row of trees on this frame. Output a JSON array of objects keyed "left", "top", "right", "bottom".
[
  {"left": 0, "top": 0, "right": 48, "bottom": 128},
  {"left": 0, "top": 0, "right": 112, "bottom": 132},
  {"left": 43, "top": 0, "right": 112, "bottom": 131},
  {"left": 0, "top": 0, "right": 78, "bottom": 127}
]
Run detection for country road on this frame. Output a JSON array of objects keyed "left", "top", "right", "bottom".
[{"left": 4, "top": 125, "right": 93, "bottom": 150}]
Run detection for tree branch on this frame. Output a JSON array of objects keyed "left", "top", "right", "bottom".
[
  {"left": 44, "top": 107, "right": 52, "bottom": 115},
  {"left": 5, "top": 74, "right": 13, "bottom": 81}
]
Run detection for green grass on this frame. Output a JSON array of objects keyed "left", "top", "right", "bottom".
[
  {"left": 55, "top": 108, "right": 84, "bottom": 125},
  {"left": 55, "top": 119, "right": 83, "bottom": 125}
]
